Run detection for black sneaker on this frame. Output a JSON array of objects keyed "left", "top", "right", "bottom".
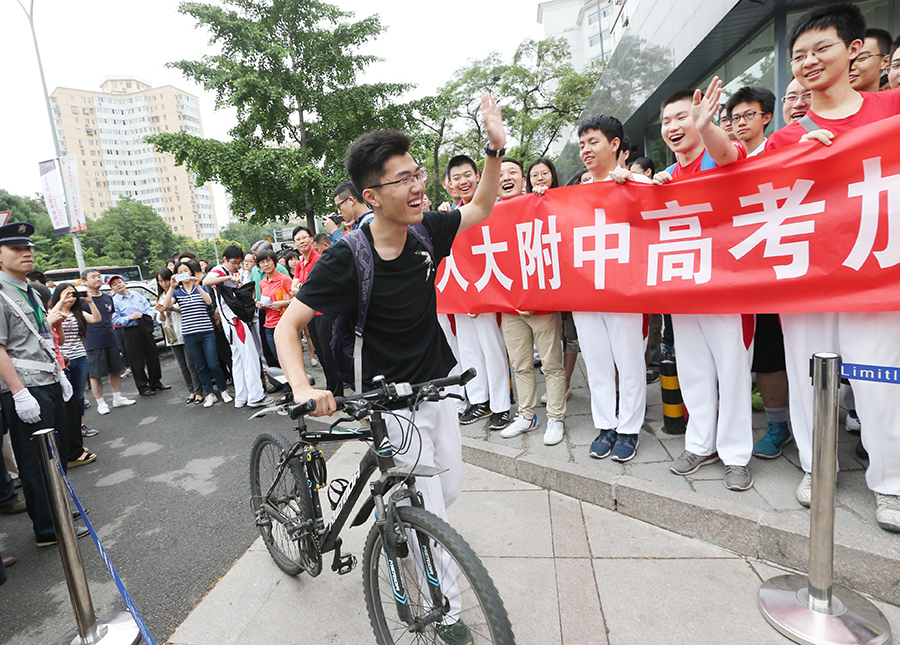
[
  {"left": 459, "top": 402, "right": 491, "bottom": 425},
  {"left": 488, "top": 410, "right": 510, "bottom": 430}
]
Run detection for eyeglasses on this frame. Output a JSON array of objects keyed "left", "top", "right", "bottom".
[
  {"left": 731, "top": 110, "right": 761, "bottom": 124},
  {"left": 853, "top": 52, "right": 886, "bottom": 64},
  {"left": 782, "top": 91, "right": 812, "bottom": 103},
  {"left": 367, "top": 169, "right": 428, "bottom": 190},
  {"left": 719, "top": 115, "right": 733, "bottom": 124},
  {"left": 335, "top": 196, "right": 351, "bottom": 208},
  {"left": 791, "top": 41, "right": 841, "bottom": 65}
]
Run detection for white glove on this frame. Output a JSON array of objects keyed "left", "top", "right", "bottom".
[
  {"left": 59, "top": 372, "right": 73, "bottom": 402},
  {"left": 13, "top": 388, "right": 41, "bottom": 424}
]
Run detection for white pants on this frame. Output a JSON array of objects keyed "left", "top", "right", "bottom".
[
  {"left": 384, "top": 397, "right": 463, "bottom": 619},
  {"left": 454, "top": 314, "right": 510, "bottom": 413},
  {"left": 672, "top": 314, "right": 753, "bottom": 466},
  {"left": 221, "top": 299, "right": 264, "bottom": 406},
  {"left": 437, "top": 314, "right": 466, "bottom": 414},
  {"left": 783, "top": 311, "right": 900, "bottom": 495},
  {"left": 572, "top": 312, "right": 647, "bottom": 435}
]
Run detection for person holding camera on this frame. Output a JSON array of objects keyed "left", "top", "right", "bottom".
[
  {"left": 110, "top": 275, "right": 168, "bottom": 397},
  {"left": 326, "top": 181, "right": 374, "bottom": 243}
]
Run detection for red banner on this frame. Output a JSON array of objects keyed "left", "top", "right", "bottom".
[{"left": 436, "top": 115, "right": 900, "bottom": 315}]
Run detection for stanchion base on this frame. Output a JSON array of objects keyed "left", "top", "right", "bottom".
[
  {"left": 759, "top": 574, "right": 891, "bottom": 645},
  {"left": 64, "top": 611, "right": 142, "bottom": 645}
]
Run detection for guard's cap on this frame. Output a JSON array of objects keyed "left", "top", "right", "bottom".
[{"left": 0, "top": 222, "right": 35, "bottom": 247}]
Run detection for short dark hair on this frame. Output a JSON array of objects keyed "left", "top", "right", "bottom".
[
  {"left": 25, "top": 270, "right": 46, "bottom": 284},
  {"left": 175, "top": 259, "right": 202, "bottom": 276},
  {"left": 332, "top": 180, "right": 363, "bottom": 202},
  {"left": 725, "top": 86, "right": 776, "bottom": 117},
  {"left": 313, "top": 233, "right": 330, "bottom": 246},
  {"left": 447, "top": 155, "right": 478, "bottom": 177},
  {"left": 50, "top": 282, "right": 86, "bottom": 336},
  {"left": 223, "top": 244, "right": 243, "bottom": 261},
  {"left": 865, "top": 28, "right": 893, "bottom": 56},
  {"left": 501, "top": 157, "right": 523, "bottom": 173},
  {"left": 788, "top": 3, "right": 865, "bottom": 51},
  {"left": 81, "top": 268, "right": 101, "bottom": 280},
  {"left": 525, "top": 158, "right": 560, "bottom": 193},
  {"left": 255, "top": 248, "right": 278, "bottom": 264},
  {"left": 577, "top": 114, "right": 624, "bottom": 145},
  {"left": 345, "top": 130, "right": 411, "bottom": 194},
  {"left": 618, "top": 133, "right": 631, "bottom": 160},
  {"left": 155, "top": 267, "right": 173, "bottom": 297},
  {"left": 291, "top": 225, "right": 313, "bottom": 240},
  {"left": 630, "top": 156, "right": 656, "bottom": 175},
  {"left": 567, "top": 167, "right": 589, "bottom": 186},
  {"left": 660, "top": 89, "right": 695, "bottom": 120},
  {"left": 177, "top": 250, "right": 197, "bottom": 262}
]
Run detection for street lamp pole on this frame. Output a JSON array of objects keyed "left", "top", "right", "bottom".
[{"left": 17, "top": 0, "right": 87, "bottom": 272}]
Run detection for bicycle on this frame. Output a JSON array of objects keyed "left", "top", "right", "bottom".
[{"left": 249, "top": 368, "right": 515, "bottom": 644}]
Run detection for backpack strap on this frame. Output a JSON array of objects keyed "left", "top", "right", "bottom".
[
  {"left": 408, "top": 222, "right": 434, "bottom": 260},
  {"left": 342, "top": 229, "right": 373, "bottom": 393},
  {"left": 798, "top": 114, "right": 822, "bottom": 133},
  {"left": 666, "top": 150, "right": 717, "bottom": 175}
]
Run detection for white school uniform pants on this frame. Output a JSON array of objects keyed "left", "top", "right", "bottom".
[
  {"left": 220, "top": 298, "right": 265, "bottom": 406},
  {"left": 384, "top": 397, "right": 462, "bottom": 620},
  {"left": 672, "top": 314, "right": 754, "bottom": 466},
  {"left": 454, "top": 314, "right": 510, "bottom": 413},
  {"left": 437, "top": 314, "right": 467, "bottom": 414},
  {"left": 783, "top": 311, "right": 900, "bottom": 495},
  {"left": 572, "top": 312, "right": 647, "bottom": 435}
]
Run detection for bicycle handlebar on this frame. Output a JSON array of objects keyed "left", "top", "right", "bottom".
[{"left": 288, "top": 367, "right": 476, "bottom": 420}]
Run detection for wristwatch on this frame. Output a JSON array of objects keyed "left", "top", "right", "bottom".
[{"left": 484, "top": 144, "right": 506, "bottom": 158}]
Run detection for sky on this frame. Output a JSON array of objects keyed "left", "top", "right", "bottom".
[{"left": 0, "top": 0, "right": 545, "bottom": 222}]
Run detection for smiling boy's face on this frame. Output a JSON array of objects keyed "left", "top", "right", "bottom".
[
  {"left": 661, "top": 98, "right": 702, "bottom": 156},
  {"left": 498, "top": 162, "right": 524, "bottom": 200}
]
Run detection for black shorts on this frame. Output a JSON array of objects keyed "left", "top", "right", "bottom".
[
  {"left": 751, "top": 314, "right": 786, "bottom": 373},
  {"left": 87, "top": 346, "right": 124, "bottom": 378}
]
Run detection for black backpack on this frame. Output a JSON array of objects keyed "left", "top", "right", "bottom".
[
  {"left": 217, "top": 281, "right": 257, "bottom": 324},
  {"left": 331, "top": 223, "right": 434, "bottom": 391}
]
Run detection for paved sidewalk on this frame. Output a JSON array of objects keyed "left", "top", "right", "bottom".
[{"left": 167, "top": 441, "right": 900, "bottom": 645}]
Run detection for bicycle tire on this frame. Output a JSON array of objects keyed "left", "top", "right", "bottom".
[
  {"left": 363, "top": 505, "right": 514, "bottom": 644},
  {"left": 249, "top": 432, "right": 321, "bottom": 576}
]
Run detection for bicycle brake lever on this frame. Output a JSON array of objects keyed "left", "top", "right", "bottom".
[{"left": 329, "top": 416, "right": 358, "bottom": 430}]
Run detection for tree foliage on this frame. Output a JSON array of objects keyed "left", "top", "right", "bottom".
[{"left": 147, "top": 0, "right": 412, "bottom": 227}]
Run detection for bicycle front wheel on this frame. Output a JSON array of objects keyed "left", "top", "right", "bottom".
[
  {"left": 249, "top": 432, "right": 320, "bottom": 576},
  {"left": 363, "top": 505, "right": 514, "bottom": 644}
]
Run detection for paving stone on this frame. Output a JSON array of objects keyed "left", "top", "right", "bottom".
[
  {"left": 748, "top": 455, "right": 811, "bottom": 511},
  {"left": 625, "top": 431, "right": 670, "bottom": 464},
  {"left": 461, "top": 461, "right": 541, "bottom": 492},
  {"left": 460, "top": 436, "right": 522, "bottom": 479},
  {"left": 517, "top": 453, "right": 617, "bottom": 510},
  {"left": 556, "top": 558, "right": 608, "bottom": 645},
  {"left": 481, "top": 556, "right": 561, "bottom": 645},
  {"left": 549, "top": 491, "right": 590, "bottom": 558},
  {"left": 625, "top": 462, "right": 694, "bottom": 494},
  {"left": 449, "top": 490, "right": 552, "bottom": 558},
  {"left": 690, "top": 477, "right": 773, "bottom": 511}
]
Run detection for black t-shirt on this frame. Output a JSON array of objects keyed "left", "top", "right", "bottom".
[{"left": 296, "top": 210, "right": 461, "bottom": 387}]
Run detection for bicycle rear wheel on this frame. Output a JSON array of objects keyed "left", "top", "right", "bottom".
[
  {"left": 249, "top": 432, "right": 320, "bottom": 576},
  {"left": 362, "top": 505, "right": 514, "bottom": 644}
]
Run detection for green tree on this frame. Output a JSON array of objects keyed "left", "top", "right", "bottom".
[
  {"left": 147, "top": 0, "right": 411, "bottom": 228},
  {"left": 80, "top": 198, "right": 181, "bottom": 271},
  {"left": 0, "top": 189, "right": 77, "bottom": 270},
  {"left": 219, "top": 221, "right": 278, "bottom": 251}
]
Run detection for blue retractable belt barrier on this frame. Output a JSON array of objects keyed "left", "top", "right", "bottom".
[
  {"left": 50, "top": 441, "right": 157, "bottom": 645},
  {"left": 840, "top": 362, "right": 900, "bottom": 384}
]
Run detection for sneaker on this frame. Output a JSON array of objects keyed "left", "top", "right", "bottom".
[
  {"left": 459, "top": 402, "right": 491, "bottom": 425},
  {"left": 500, "top": 414, "right": 538, "bottom": 439},
  {"left": 646, "top": 367, "right": 660, "bottom": 384},
  {"left": 248, "top": 396, "right": 274, "bottom": 408},
  {"left": 589, "top": 429, "right": 617, "bottom": 459},
  {"left": 310, "top": 357, "right": 319, "bottom": 367},
  {"left": 845, "top": 410, "right": 861, "bottom": 434},
  {"left": 540, "top": 389, "right": 572, "bottom": 405},
  {"left": 855, "top": 440, "right": 869, "bottom": 461},
  {"left": 611, "top": 433, "right": 640, "bottom": 462},
  {"left": 97, "top": 400, "right": 110, "bottom": 415},
  {"left": 543, "top": 418, "right": 565, "bottom": 445},
  {"left": 751, "top": 386, "right": 764, "bottom": 411},
  {"left": 724, "top": 465, "right": 753, "bottom": 491},
  {"left": 219, "top": 390, "right": 233, "bottom": 403},
  {"left": 234, "top": 401, "right": 246, "bottom": 409},
  {"left": 37, "top": 525, "right": 90, "bottom": 547},
  {"left": 203, "top": 393, "right": 217, "bottom": 408},
  {"left": 670, "top": 450, "right": 719, "bottom": 475},
  {"left": 81, "top": 424, "right": 99, "bottom": 437},
  {"left": 112, "top": 397, "right": 135, "bottom": 408},
  {"left": 0, "top": 500, "right": 27, "bottom": 514},
  {"left": 435, "top": 619, "right": 474, "bottom": 645},
  {"left": 488, "top": 410, "right": 510, "bottom": 431},
  {"left": 753, "top": 421, "right": 793, "bottom": 459},
  {"left": 796, "top": 472, "right": 812, "bottom": 508},
  {"left": 875, "top": 493, "right": 900, "bottom": 533},
  {"left": 84, "top": 399, "right": 91, "bottom": 409},
  {"left": 121, "top": 367, "right": 132, "bottom": 378}
]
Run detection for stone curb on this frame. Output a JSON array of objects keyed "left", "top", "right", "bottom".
[{"left": 461, "top": 437, "right": 900, "bottom": 606}]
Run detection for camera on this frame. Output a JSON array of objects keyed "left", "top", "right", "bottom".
[
  {"left": 74, "top": 289, "right": 88, "bottom": 298},
  {"left": 325, "top": 212, "right": 343, "bottom": 225},
  {"left": 174, "top": 273, "right": 190, "bottom": 283}
]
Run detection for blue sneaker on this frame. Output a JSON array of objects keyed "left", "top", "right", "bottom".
[
  {"left": 589, "top": 429, "right": 617, "bottom": 459},
  {"left": 753, "top": 421, "right": 793, "bottom": 459},
  {"left": 610, "top": 433, "right": 639, "bottom": 462}
]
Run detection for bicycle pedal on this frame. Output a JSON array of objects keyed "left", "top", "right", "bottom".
[{"left": 334, "top": 553, "right": 357, "bottom": 575}]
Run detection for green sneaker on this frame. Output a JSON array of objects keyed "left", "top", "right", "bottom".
[
  {"left": 435, "top": 620, "right": 474, "bottom": 645},
  {"left": 751, "top": 385, "right": 764, "bottom": 411}
]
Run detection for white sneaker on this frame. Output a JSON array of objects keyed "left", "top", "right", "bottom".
[
  {"left": 234, "top": 401, "right": 246, "bottom": 409},
  {"left": 220, "top": 390, "right": 233, "bottom": 403},
  {"left": 112, "top": 397, "right": 135, "bottom": 408},
  {"left": 97, "top": 400, "right": 110, "bottom": 416},
  {"left": 796, "top": 472, "right": 812, "bottom": 508},
  {"left": 311, "top": 357, "right": 319, "bottom": 367},
  {"left": 500, "top": 415, "right": 538, "bottom": 439},
  {"left": 203, "top": 393, "right": 217, "bottom": 408},
  {"left": 875, "top": 493, "right": 900, "bottom": 532},
  {"left": 248, "top": 395, "right": 274, "bottom": 408},
  {"left": 121, "top": 367, "right": 132, "bottom": 378},
  {"left": 543, "top": 418, "right": 565, "bottom": 446}
]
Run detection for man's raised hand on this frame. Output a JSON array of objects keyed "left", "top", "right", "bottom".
[
  {"left": 691, "top": 76, "right": 723, "bottom": 132},
  {"left": 481, "top": 94, "right": 506, "bottom": 151}
]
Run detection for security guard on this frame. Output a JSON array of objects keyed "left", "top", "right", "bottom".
[{"left": 0, "top": 222, "right": 86, "bottom": 546}]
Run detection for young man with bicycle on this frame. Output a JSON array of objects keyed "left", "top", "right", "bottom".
[{"left": 276, "top": 94, "right": 505, "bottom": 642}]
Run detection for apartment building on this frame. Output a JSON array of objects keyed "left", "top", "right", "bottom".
[{"left": 50, "top": 76, "right": 218, "bottom": 240}]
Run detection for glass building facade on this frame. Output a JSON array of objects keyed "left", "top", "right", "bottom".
[{"left": 557, "top": 0, "right": 899, "bottom": 177}]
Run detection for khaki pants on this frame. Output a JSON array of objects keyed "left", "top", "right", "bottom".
[{"left": 501, "top": 312, "right": 566, "bottom": 421}]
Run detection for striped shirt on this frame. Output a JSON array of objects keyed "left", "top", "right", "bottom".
[
  {"left": 60, "top": 313, "right": 87, "bottom": 360},
  {"left": 172, "top": 286, "right": 214, "bottom": 336}
]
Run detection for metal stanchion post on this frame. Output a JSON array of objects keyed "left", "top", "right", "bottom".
[
  {"left": 33, "top": 429, "right": 141, "bottom": 645},
  {"left": 757, "top": 353, "right": 891, "bottom": 645}
]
